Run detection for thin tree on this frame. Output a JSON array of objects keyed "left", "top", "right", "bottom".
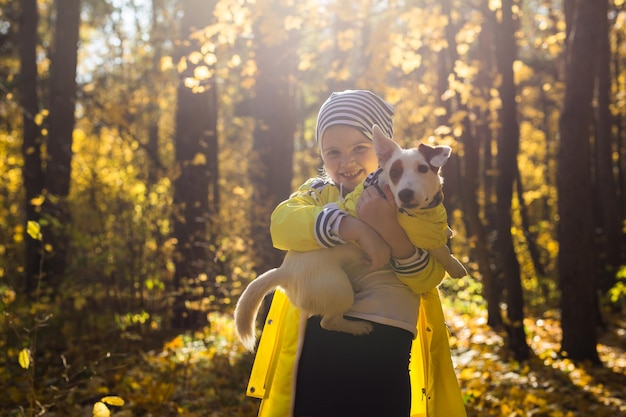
[
  {"left": 615, "top": 10, "right": 626, "bottom": 217},
  {"left": 594, "top": 0, "right": 622, "bottom": 294},
  {"left": 438, "top": 0, "right": 504, "bottom": 328},
  {"left": 19, "top": 0, "right": 44, "bottom": 294},
  {"left": 249, "top": 0, "right": 298, "bottom": 273},
  {"left": 493, "top": 0, "right": 530, "bottom": 360},
  {"left": 146, "top": 0, "right": 166, "bottom": 187},
  {"left": 468, "top": 15, "right": 505, "bottom": 329},
  {"left": 42, "top": 0, "right": 81, "bottom": 287},
  {"left": 171, "top": 0, "right": 219, "bottom": 329},
  {"left": 557, "top": 0, "right": 602, "bottom": 363}
]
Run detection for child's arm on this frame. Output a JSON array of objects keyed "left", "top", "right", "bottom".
[
  {"left": 356, "top": 185, "right": 414, "bottom": 260},
  {"left": 270, "top": 179, "right": 339, "bottom": 252},
  {"left": 356, "top": 184, "right": 446, "bottom": 293},
  {"left": 271, "top": 178, "right": 392, "bottom": 271}
]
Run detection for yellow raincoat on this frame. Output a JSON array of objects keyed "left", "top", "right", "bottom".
[{"left": 245, "top": 179, "right": 467, "bottom": 417}]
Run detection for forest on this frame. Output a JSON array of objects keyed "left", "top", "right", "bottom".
[{"left": 1, "top": 0, "right": 625, "bottom": 415}]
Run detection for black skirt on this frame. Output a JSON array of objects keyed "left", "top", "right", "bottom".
[{"left": 293, "top": 316, "right": 413, "bottom": 417}]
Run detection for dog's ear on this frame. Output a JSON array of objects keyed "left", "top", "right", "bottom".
[
  {"left": 372, "top": 125, "right": 400, "bottom": 165},
  {"left": 418, "top": 143, "right": 452, "bottom": 168}
]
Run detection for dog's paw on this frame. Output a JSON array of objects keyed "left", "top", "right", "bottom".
[
  {"left": 321, "top": 316, "right": 373, "bottom": 335},
  {"left": 446, "top": 258, "right": 467, "bottom": 278},
  {"left": 345, "top": 320, "right": 374, "bottom": 335}
]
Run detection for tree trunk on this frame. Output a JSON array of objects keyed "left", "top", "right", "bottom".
[
  {"left": 557, "top": 0, "right": 601, "bottom": 364},
  {"left": 171, "top": 0, "right": 219, "bottom": 330},
  {"left": 466, "top": 119, "right": 503, "bottom": 328},
  {"left": 42, "top": 0, "right": 80, "bottom": 287},
  {"left": 19, "top": 0, "right": 44, "bottom": 294},
  {"left": 437, "top": 0, "right": 462, "bottom": 230},
  {"left": 439, "top": 0, "right": 504, "bottom": 327},
  {"left": 146, "top": 0, "right": 165, "bottom": 187},
  {"left": 515, "top": 173, "right": 546, "bottom": 279},
  {"left": 494, "top": 0, "right": 530, "bottom": 361},
  {"left": 615, "top": 20, "right": 626, "bottom": 222},
  {"left": 249, "top": 0, "right": 298, "bottom": 272},
  {"left": 516, "top": 170, "right": 552, "bottom": 304},
  {"left": 594, "top": 0, "right": 622, "bottom": 293}
]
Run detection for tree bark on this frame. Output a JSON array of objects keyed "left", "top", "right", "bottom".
[
  {"left": 557, "top": 0, "right": 601, "bottom": 363},
  {"left": 438, "top": 0, "right": 462, "bottom": 228},
  {"left": 494, "top": 0, "right": 530, "bottom": 360},
  {"left": 147, "top": 0, "right": 165, "bottom": 187},
  {"left": 19, "top": 0, "right": 44, "bottom": 294},
  {"left": 249, "top": 0, "right": 298, "bottom": 272},
  {"left": 42, "top": 0, "right": 80, "bottom": 287},
  {"left": 594, "top": 0, "right": 622, "bottom": 293},
  {"left": 516, "top": 170, "right": 552, "bottom": 304},
  {"left": 440, "top": 0, "right": 503, "bottom": 327},
  {"left": 615, "top": 19, "right": 626, "bottom": 221},
  {"left": 171, "top": 0, "right": 219, "bottom": 329},
  {"left": 515, "top": 172, "right": 546, "bottom": 278}
]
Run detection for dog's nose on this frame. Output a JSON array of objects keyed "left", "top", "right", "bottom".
[{"left": 398, "top": 189, "right": 414, "bottom": 205}]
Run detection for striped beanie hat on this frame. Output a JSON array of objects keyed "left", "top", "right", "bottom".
[{"left": 315, "top": 90, "right": 395, "bottom": 146}]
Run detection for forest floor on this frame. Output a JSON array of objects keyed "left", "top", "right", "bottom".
[
  {"left": 96, "top": 306, "right": 625, "bottom": 417},
  {"left": 446, "top": 307, "right": 626, "bottom": 417},
  {"left": 3, "top": 302, "right": 626, "bottom": 417}
]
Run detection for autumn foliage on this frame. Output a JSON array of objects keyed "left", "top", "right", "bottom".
[{"left": 1, "top": 0, "right": 626, "bottom": 416}]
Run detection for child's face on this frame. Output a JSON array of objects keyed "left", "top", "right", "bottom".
[{"left": 321, "top": 125, "right": 379, "bottom": 193}]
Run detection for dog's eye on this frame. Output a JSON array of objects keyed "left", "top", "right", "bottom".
[{"left": 418, "top": 165, "right": 429, "bottom": 173}]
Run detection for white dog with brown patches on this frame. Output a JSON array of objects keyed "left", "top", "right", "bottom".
[{"left": 235, "top": 125, "right": 466, "bottom": 351}]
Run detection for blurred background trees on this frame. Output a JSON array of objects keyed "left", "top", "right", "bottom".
[{"left": 1, "top": 0, "right": 626, "bottom": 414}]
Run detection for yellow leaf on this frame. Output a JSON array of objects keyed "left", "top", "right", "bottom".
[
  {"left": 194, "top": 65, "right": 212, "bottom": 80},
  {"left": 74, "top": 296, "right": 87, "bottom": 311},
  {"left": 29, "top": 195, "right": 45, "bottom": 207},
  {"left": 92, "top": 402, "right": 110, "bottom": 417},
  {"left": 101, "top": 396, "right": 125, "bottom": 407},
  {"left": 177, "top": 56, "right": 187, "bottom": 73},
  {"left": 433, "top": 107, "right": 447, "bottom": 117},
  {"left": 188, "top": 51, "right": 203, "bottom": 64},
  {"left": 160, "top": 56, "right": 173, "bottom": 71},
  {"left": 191, "top": 153, "right": 207, "bottom": 165},
  {"left": 26, "top": 221, "right": 42, "bottom": 241},
  {"left": 18, "top": 348, "right": 31, "bottom": 369}
]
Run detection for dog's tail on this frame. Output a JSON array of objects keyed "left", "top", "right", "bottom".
[{"left": 234, "top": 268, "right": 287, "bottom": 351}]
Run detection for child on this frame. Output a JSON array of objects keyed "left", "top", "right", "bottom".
[{"left": 245, "top": 90, "right": 466, "bottom": 417}]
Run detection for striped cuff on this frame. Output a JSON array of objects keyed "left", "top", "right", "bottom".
[
  {"left": 390, "top": 248, "right": 430, "bottom": 276},
  {"left": 314, "top": 207, "right": 348, "bottom": 248}
]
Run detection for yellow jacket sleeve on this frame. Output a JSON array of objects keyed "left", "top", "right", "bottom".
[
  {"left": 398, "top": 204, "right": 450, "bottom": 249},
  {"left": 397, "top": 256, "right": 446, "bottom": 294},
  {"left": 270, "top": 178, "right": 341, "bottom": 252}
]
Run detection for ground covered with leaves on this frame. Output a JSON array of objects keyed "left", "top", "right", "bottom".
[
  {"left": 448, "top": 308, "right": 626, "bottom": 417},
  {"left": 3, "top": 305, "right": 625, "bottom": 417}
]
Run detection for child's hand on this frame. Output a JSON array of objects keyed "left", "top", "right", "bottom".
[
  {"left": 338, "top": 216, "right": 390, "bottom": 270},
  {"left": 356, "top": 184, "right": 397, "bottom": 227},
  {"left": 356, "top": 184, "right": 416, "bottom": 260}
]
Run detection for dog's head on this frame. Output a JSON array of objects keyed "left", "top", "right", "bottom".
[{"left": 372, "top": 125, "right": 451, "bottom": 210}]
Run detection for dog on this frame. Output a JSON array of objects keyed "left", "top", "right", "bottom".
[{"left": 234, "top": 125, "right": 466, "bottom": 351}]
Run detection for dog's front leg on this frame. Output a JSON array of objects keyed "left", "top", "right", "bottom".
[{"left": 429, "top": 245, "right": 467, "bottom": 278}]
